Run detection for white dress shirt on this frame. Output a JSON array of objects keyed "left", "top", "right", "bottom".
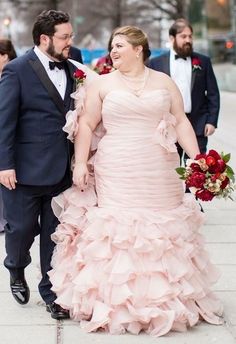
[
  {"left": 169, "top": 49, "right": 192, "bottom": 113},
  {"left": 34, "top": 46, "right": 67, "bottom": 99}
]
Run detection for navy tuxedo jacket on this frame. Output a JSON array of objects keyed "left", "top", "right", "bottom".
[
  {"left": 147, "top": 51, "right": 220, "bottom": 136},
  {"left": 69, "top": 46, "right": 83, "bottom": 64},
  {"left": 0, "top": 49, "right": 77, "bottom": 186}
]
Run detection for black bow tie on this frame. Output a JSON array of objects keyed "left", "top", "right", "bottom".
[
  {"left": 49, "top": 61, "right": 66, "bottom": 70},
  {"left": 175, "top": 55, "right": 187, "bottom": 61}
]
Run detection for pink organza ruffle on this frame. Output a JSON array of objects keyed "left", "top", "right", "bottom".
[
  {"left": 153, "top": 112, "right": 177, "bottom": 152},
  {"left": 49, "top": 188, "right": 223, "bottom": 337},
  {"left": 62, "top": 64, "right": 105, "bottom": 147}
]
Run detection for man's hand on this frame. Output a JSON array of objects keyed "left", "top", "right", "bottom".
[
  {"left": 204, "top": 123, "right": 215, "bottom": 136},
  {"left": 0, "top": 169, "right": 17, "bottom": 190}
]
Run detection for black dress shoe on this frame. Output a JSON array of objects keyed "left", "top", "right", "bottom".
[
  {"left": 46, "top": 302, "right": 70, "bottom": 320},
  {"left": 10, "top": 277, "right": 30, "bottom": 305}
]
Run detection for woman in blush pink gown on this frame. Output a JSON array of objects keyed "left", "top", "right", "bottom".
[{"left": 49, "top": 26, "right": 223, "bottom": 337}]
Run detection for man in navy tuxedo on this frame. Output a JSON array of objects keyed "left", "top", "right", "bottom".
[
  {"left": 147, "top": 18, "right": 220, "bottom": 161},
  {"left": 0, "top": 10, "right": 79, "bottom": 319}
]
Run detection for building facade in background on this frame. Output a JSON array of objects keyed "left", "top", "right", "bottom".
[{"left": 0, "top": 0, "right": 234, "bottom": 62}]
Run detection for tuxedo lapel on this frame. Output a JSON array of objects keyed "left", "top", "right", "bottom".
[
  {"left": 162, "top": 53, "right": 170, "bottom": 76},
  {"left": 66, "top": 60, "right": 77, "bottom": 93},
  {"left": 65, "top": 61, "right": 77, "bottom": 110},
  {"left": 191, "top": 66, "right": 196, "bottom": 92},
  {"left": 28, "top": 58, "right": 65, "bottom": 114},
  {"left": 191, "top": 54, "right": 198, "bottom": 92}
]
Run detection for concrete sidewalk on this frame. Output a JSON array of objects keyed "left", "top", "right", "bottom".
[
  {"left": 0, "top": 91, "right": 236, "bottom": 344},
  {"left": 214, "top": 62, "right": 236, "bottom": 92}
]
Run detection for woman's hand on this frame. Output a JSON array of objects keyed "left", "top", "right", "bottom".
[{"left": 73, "top": 162, "right": 89, "bottom": 191}]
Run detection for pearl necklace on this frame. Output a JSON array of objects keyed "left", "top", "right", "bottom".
[{"left": 118, "top": 67, "right": 149, "bottom": 97}]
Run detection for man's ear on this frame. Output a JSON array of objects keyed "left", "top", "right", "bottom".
[
  {"left": 40, "top": 34, "right": 50, "bottom": 46},
  {"left": 169, "top": 35, "right": 175, "bottom": 44}
]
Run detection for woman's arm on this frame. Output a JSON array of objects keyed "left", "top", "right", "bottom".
[{"left": 73, "top": 80, "right": 102, "bottom": 188}]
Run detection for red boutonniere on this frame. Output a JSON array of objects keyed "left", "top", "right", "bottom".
[
  {"left": 73, "top": 69, "right": 86, "bottom": 86},
  {"left": 192, "top": 57, "right": 202, "bottom": 72},
  {"left": 176, "top": 150, "right": 235, "bottom": 201}
]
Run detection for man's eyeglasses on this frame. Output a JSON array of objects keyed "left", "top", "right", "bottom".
[{"left": 52, "top": 34, "right": 75, "bottom": 41}]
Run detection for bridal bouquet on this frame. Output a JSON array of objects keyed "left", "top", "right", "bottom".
[{"left": 176, "top": 150, "right": 235, "bottom": 201}]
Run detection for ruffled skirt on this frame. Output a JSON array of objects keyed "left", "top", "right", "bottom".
[{"left": 49, "top": 185, "right": 223, "bottom": 337}]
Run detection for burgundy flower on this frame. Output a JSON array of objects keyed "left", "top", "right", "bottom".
[
  {"left": 99, "top": 64, "right": 113, "bottom": 75},
  {"left": 208, "top": 159, "right": 226, "bottom": 174},
  {"left": 73, "top": 69, "right": 86, "bottom": 86},
  {"left": 211, "top": 172, "right": 221, "bottom": 182},
  {"left": 186, "top": 172, "right": 206, "bottom": 188},
  {"left": 192, "top": 57, "right": 202, "bottom": 71},
  {"left": 94, "top": 55, "right": 114, "bottom": 75},
  {"left": 195, "top": 153, "right": 206, "bottom": 160},
  {"left": 216, "top": 159, "right": 226, "bottom": 173},
  {"left": 192, "top": 57, "right": 201, "bottom": 66},
  {"left": 207, "top": 149, "right": 221, "bottom": 160},
  {"left": 220, "top": 176, "right": 229, "bottom": 189},
  {"left": 196, "top": 189, "right": 215, "bottom": 201},
  {"left": 190, "top": 162, "right": 202, "bottom": 172}
]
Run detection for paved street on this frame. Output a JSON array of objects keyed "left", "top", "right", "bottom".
[{"left": 0, "top": 89, "right": 236, "bottom": 344}]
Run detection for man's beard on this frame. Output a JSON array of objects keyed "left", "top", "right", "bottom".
[
  {"left": 173, "top": 40, "right": 193, "bottom": 58},
  {"left": 47, "top": 40, "right": 68, "bottom": 61}
]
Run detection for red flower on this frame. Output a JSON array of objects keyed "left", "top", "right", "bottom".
[
  {"left": 208, "top": 158, "right": 226, "bottom": 174},
  {"left": 211, "top": 172, "right": 221, "bottom": 182},
  {"left": 220, "top": 176, "right": 229, "bottom": 189},
  {"left": 93, "top": 55, "right": 114, "bottom": 75},
  {"left": 195, "top": 153, "right": 206, "bottom": 160},
  {"left": 207, "top": 149, "right": 221, "bottom": 160},
  {"left": 190, "top": 162, "right": 202, "bottom": 172},
  {"left": 186, "top": 172, "right": 206, "bottom": 188},
  {"left": 206, "top": 156, "right": 216, "bottom": 166},
  {"left": 196, "top": 189, "right": 214, "bottom": 201},
  {"left": 99, "top": 64, "right": 113, "bottom": 75},
  {"left": 216, "top": 159, "right": 226, "bottom": 173},
  {"left": 73, "top": 69, "right": 86, "bottom": 86},
  {"left": 192, "top": 57, "right": 202, "bottom": 71}
]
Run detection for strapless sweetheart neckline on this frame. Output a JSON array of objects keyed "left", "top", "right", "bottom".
[{"left": 103, "top": 88, "right": 170, "bottom": 102}]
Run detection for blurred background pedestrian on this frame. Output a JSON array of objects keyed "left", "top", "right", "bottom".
[
  {"left": 0, "top": 38, "right": 17, "bottom": 233},
  {"left": 147, "top": 18, "right": 220, "bottom": 164}
]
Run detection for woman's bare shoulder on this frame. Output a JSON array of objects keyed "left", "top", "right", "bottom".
[
  {"left": 148, "top": 68, "right": 176, "bottom": 91},
  {"left": 148, "top": 68, "right": 172, "bottom": 82}
]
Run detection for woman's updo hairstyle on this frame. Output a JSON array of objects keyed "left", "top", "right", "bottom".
[{"left": 112, "top": 25, "right": 151, "bottom": 62}]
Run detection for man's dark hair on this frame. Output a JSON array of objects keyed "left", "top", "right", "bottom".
[
  {"left": 32, "top": 10, "right": 70, "bottom": 46},
  {"left": 169, "top": 18, "right": 193, "bottom": 37}
]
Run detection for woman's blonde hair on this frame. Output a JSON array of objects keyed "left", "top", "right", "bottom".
[{"left": 112, "top": 25, "right": 151, "bottom": 61}]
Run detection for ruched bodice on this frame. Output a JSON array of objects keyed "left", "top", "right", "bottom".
[{"left": 95, "top": 89, "right": 182, "bottom": 209}]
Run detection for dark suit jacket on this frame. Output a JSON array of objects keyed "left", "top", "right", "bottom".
[
  {"left": 0, "top": 49, "right": 77, "bottom": 186},
  {"left": 147, "top": 51, "right": 220, "bottom": 136},
  {"left": 69, "top": 46, "right": 83, "bottom": 64}
]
